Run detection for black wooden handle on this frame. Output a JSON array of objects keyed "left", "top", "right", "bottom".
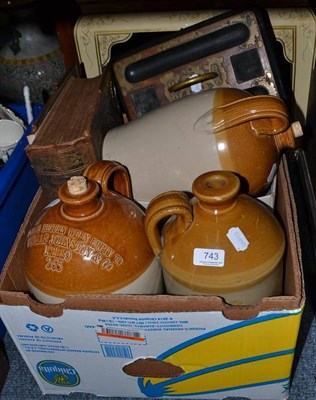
[{"left": 125, "top": 23, "right": 250, "bottom": 83}]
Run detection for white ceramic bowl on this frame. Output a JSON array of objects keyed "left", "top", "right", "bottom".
[{"left": 0, "top": 119, "right": 24, "bottom": 163}]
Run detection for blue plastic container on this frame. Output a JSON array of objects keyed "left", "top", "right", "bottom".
[{"left": 0, "top": 103, "right": 42, "bottom": 338}]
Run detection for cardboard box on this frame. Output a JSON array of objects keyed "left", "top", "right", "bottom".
[{"left": 0, "top": 156, "right": 304, "bottom": 399}]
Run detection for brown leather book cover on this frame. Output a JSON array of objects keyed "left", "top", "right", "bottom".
[{"left": 26, "top": 65, "right": 123, "bottom": 202}]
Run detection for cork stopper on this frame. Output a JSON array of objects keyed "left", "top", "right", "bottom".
[
  {"left": 67, "top": 176, "right": 88, "bottom": 195},
  {"left": 274, "top": 121, "right": 303, "bottom": 150},
  {"left": 291, "top": 121, "right": 303, "bottom": 138}
]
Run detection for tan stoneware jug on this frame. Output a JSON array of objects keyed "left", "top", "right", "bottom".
[
  {"left": 103, "top": 88, "right": 302, "bottom": 205},
  {"left": 144, "top": 170, "right": 285, "bottom": 305},
  {"left": 24, "top": 161, "right": 163, "bottom": 304}
]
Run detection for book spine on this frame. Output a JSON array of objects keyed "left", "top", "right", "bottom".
[{"left": 26, "top": 65, "right": 123, "bottom": 203}]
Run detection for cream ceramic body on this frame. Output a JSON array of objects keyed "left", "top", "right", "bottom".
[
  {"left": 26, "top": 256, "right": 163, "bottom": 304},
  {"left": 103, "top": 88, "right": 300, "bottom": 203},
  {"left": 162, "top": 261, "right": 283, "bottom": 305}
]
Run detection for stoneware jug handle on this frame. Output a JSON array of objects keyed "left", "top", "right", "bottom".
[
  {"left": 144, "top": 191, "right": 193, "bottom": 256},
  {"left": 213, "top": 95, "right": 289, "bottom": 134},
  {"left": 196, "top": 95, "right": 290, "bottom": 135},
  {"left": 83, "top": 160, "right": 133, "bottom": 198}
]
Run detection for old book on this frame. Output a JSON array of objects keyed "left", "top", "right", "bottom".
[
  {"left": 26, "top": 64, "right": 86, "bottom": 145},
  {"left": 25, "top": 65, "right": 123, "bottom": 202}
]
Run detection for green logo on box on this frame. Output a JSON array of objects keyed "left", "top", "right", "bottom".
[{"left": 37, "top": 360, "right": 80, "bottom": 387}]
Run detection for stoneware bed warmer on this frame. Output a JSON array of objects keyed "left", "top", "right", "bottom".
[
  {"left": 102, "top": 88, "right": 302, "bottom": 205},
  {"left": 144, "top": 170, "right": 285, "bottom": 305},
  {"left": 24, "top": 161, "right": 162, "bottom": 304}
]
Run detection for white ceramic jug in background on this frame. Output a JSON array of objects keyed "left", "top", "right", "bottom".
[{"left": 102, "top": 88, "right": 302, "bottom": 205}]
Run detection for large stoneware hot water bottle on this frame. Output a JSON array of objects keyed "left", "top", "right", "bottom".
[{"left": 102, "top": 88, "right": 302, "bottom": 204}]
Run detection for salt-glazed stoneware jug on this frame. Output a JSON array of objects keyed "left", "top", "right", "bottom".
[
  {"left": 144, "top": 170, "right": 285, "bottom": 305},
  {"left": 24, "top": 161, "right": 163, "bottom": 304},
  {"left": 103, "top": 88, "right": 302, "bottom": 205}
]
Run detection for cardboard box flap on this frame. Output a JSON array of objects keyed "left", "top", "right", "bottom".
[{"left": 277, "top": 153, "right": 304, "bottom": 300}]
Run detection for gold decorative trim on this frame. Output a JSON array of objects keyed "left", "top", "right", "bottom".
[
  {"left": 0, "top": 49, "right": 62, "bottom": 65},
  {"left": 96, "top": 32, "right": 132, "bottom": 67}
]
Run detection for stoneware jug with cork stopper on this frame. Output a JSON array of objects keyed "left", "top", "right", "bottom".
[
  {"left": 144, "top": 170, "right": 286, "bottom": 305},
  {"left": 103, "top": 88, "right": 302, "bottom": 206},
  {"left": 24, "top": 160, "right": 163, "bottom": 304}
]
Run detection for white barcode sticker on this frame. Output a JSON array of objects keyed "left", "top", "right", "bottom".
[
  {"left": 226, "top": 227, "right": 249, "bottom": 251},
  {"left": 101, "top": 344, "right": 133, "bottom": 359},
  {"left": 193, "top": 248, "right": 225, "bottom": 267}
]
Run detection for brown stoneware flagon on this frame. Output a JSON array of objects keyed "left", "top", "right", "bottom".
[
  {"left": 25, "top": 161, "right": 162, "bottom": 304},
  {"left": 144, "top": 170, "right": 285, "bottom": 305}
]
